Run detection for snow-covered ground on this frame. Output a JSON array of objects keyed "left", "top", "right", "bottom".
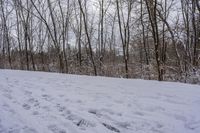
[{"left": 0, "top": 70, "right": 200, "bottom": 133}]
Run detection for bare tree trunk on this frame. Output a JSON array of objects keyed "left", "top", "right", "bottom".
[
  {"left": 140, "top": 0, "right": 149, "bottom": 66},
  {"left": 192, "top": 0, "right": 197, "bottom": 66},
  {"left": 116, "top": 0, "right": 131, "bottom": 78},
  {"left": 28, "top": 9, "right": 36, "bottom": 71},
  {"left": 47, "top": 0, "right": 63, "bottom": 73},
  {"left": 0, "top": 0, "right": 12, "bottom": 69},
  {"left": 14, "top": 3, "right": 24, "bottom": 70},
  {"left": 58, "top": 0, "right": 69, "bottom": 73},
  {"left": 145, "top": 0, "right": 162, "bottom": 81},
  {"left": 78, "top": 10, "right": 82, "bottom": 68},
  {"left": 196, "top": 0, "right": 200, "bottom": 12},
  {"left": 157, "top": 5, "right": 183, "bottom": 76},
  {"left": 78, "top": 0, "right": 97, "bottom": 76},
  {"left": 100, "top": 0, "right": 104, "bottom": 73}
]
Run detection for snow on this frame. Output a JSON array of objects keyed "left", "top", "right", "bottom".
[{"left": 0, "top": 70, "right": 200, "bottom": 133}]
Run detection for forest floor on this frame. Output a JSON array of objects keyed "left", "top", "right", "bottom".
[{"left": 0, "top": 69, "right": 200, "bottom": 133}]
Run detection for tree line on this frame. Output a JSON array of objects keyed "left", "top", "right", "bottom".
[{"left": 0, "top": 0, "right": 199, "bottom": 83}]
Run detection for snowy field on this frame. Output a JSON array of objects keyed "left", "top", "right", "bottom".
[{"left": 0, "top": 70, "right": 200, "bottom": 133}]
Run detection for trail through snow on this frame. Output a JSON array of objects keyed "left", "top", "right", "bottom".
[{"left": 0, "top": 70, "right": 200, "bottom": 133}]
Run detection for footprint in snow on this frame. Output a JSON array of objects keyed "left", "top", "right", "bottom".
[
  {"left": 48, "top": 124, "right": 66, "bottom": 133},
  {"left": 22, "top": 104, "right": 31, "bottom": 110},
  {"left": 23, "top": 126, "right": 38, "bottom": 133},
  {"left": 3, "top": 93, "right": 12, "bottom": 100},
  {"left": 102, "top": 123, "right": 120, "bottom": 133},
  {"left": 41, "top": 106, "right": 51, "bottom": 112},
  {"left": 7, "top": 128, "right": 21, "bottom": 133},
  {"left": 42, "top": 94, "right": 53, "bottom": 101},
  {"left": 8, "top": 84, "right": 14, "bottom": 88},
  {"left": 56, "top": 104, "right": 66, "bottom": 112},
  {"left": 14, "top": 80, "right": 19, "bottom": 84},
  {"left": 173, "top": 114, "right": 186, "bottom": 122},
  {"left": 24, "top": 90, "right": 32, "bottom": 96},
  {"left": 185, "top": 121, "right": 200, "bottom": 130},
  {"left": 65, "top": 114, "right": 95, "bottom": 129},
  {"left": 116, "top": 122, "right": 131, "bottom": 129},
  {"left": 2, "top": 104, "right": 15, "bottom": 114},
  {"left": 88, "top": 109, "right": 102, "bottom": 117},
  {"left": 76, "top": 100, "right": 82, "bottom": 103},
  {"left": 58, "top": 94, "right": 64, "bottom": 98},
  {"left": 76, "top": 119, "right": 95, "bottom": 128},
  {"left": 32, "top": 111, "right": 40, "bottom": 116},
  {"left": 27, "top": 98, "right": 40, "bottom": 107},
  {"left": 3, "top": 88, "right": 12, "bottom": 93},
  {"left": 134, "top": 111, "right": 144, "bottom": 116},
  {"left": 60, "top": 109, "right": 72, "bottom": 118}
]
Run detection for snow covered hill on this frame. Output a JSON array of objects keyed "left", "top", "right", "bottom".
[{"left": 0, "top": 70, "right": 200, "bottom": 133}]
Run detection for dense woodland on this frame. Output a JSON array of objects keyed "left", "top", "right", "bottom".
[{"left": 0, "top": 0, "right": 199, "bottom": 83}]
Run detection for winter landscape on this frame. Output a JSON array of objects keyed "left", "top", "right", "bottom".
[
  {"left": 1, "top": 0, "right": 200, "bottom": 132},
  {"left": 0, "top": 69, "right": 200, "bottom": 133}
]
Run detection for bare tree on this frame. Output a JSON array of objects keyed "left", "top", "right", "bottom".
[
  {"left": 0, "top": 0, "right": 12, "bottom": 69},
  {"left": 0, "top": 0, "right": 199, "bottom": 83},
  {"left": 78, "top": 0, "right": 97, "bottom": 76},
  {"left": 144, "top": 0, "right": 163, "bottom": 81},
  {"left": 116, "top": 0, "right": 133, "bottom": 78}
]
